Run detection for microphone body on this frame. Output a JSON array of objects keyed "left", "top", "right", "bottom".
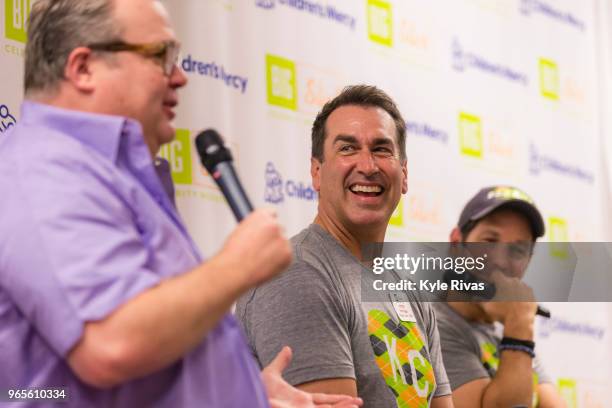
[
  {"left": 210, "top": 162, "right": 253, "bottom": 221},
  {"left": 195, "top": 129, "right": 254, "bottom": 222}
]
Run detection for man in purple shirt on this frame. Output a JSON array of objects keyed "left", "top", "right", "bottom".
[{"left": 0, "top": 1, "right": 362, "bottom": 407}]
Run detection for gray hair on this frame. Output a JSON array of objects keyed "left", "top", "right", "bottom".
[{"left": 24, "top": 0, "right": 121, "bottom": 96}]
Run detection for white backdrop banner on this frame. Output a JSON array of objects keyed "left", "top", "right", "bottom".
[{"left": 1, "top": 0, "right": 611, "bottom": 406}]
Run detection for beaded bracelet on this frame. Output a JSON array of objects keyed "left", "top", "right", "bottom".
[{"left": 498, "top": 343, "right": 536, "bottom": 358}]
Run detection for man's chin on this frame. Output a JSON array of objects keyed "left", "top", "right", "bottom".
[{"left": 158, "top": 124, "right": 177, "bottom": 146}]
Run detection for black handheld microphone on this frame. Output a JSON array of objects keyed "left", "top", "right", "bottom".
[
  {"left": 444, "top": 270, "right": 551, "bottom": 318},
  {"left": 195, "top": 129, "right": 254, "bottom": 222}
]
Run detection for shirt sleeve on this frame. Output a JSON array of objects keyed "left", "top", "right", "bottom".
[
  {"left": 237, "top": 259, "right": 356, "bottom": 386},
  {"left": 435, "top": 312, "right": 490, "bottom": 390},
  {"left": 3, "top": 153, "right": 161, "bottom": 357},
  {"left": 423, "top": 303, "right": 452, "bottom": 397}
]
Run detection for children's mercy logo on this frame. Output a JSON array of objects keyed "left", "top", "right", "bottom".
[
  {"left": 255, "top": 0, "right": 275, "bottom": 9},
  {"left": 266, "top": 54, "right": 298, "bottom": 111},
  {"left": 367, "top": 0, "right": 392, "bottom": 47},
  {"left": 264, "top": 162, "right": 284, "bottom": 204},
  {"left": 256, "top": 0, "right": 356, "bottom": 30},
  {"left": 264, "top": 162, "right": 317, "bottom": 204},
  {"left": 520, "top": 0, "right": 585, "bottom": 31},
  {"left": 451, "top": 38, "right": 528, "bottom": 86},
  {"left": 0, "top": 104, "right": 17, "bottom": 133},
  {"left": 5, "top": 0, "right": 32, "bottom": 43}
]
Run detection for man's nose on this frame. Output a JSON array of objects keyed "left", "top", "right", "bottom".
[
  {"left": 355, "top": 151, "right": 379, "bottom": 175},
  {"left": 170, "top": 64, "right": 188, "bottom": 88},
  {"left": 486, "top": 244, "right": 512, "bottom": 275}
]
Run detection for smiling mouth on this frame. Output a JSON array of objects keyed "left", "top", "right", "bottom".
[{"left": 349, "top": 184, "right": 384, "bottom": 197}]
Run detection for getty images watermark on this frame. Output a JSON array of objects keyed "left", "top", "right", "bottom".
[{"left": 361, "top": 242, "right": 612, "bottom": 303}]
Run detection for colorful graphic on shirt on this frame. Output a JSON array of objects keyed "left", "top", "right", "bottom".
[
  {"left": 480, "top": 341, "right": 540, "bottom": 406},
  {"left": 368, "top": 309, "right": 435, "bottom": 407}
]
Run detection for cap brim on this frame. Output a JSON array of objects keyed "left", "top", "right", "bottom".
[{"left": 469, "top": 199, "right": 545, "bottom": 238}]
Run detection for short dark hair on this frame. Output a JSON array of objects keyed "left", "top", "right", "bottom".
[{"left": 311, "top": 85, "right": 407, "bottom": 162}]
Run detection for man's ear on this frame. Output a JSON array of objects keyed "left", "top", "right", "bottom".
[
  {"left": 401, "top": 160, "right": 408, "bottom": 194},
  {"left": 450, "top": 227, "right": 463, "bottom": 244},
  {"left": 63, "top": 46, "right": 97, "bottom": 93},
  {"left": 311, "top": 157, "right": 321, "bottom": 192}
]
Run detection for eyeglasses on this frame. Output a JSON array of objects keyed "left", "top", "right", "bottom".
[{"left": 87, "top": 40, "right": 181, "bottom": 76}]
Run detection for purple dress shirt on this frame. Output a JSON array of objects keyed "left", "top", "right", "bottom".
[{"left": 0, "top": 102, "right": 269, "bottom": 407}]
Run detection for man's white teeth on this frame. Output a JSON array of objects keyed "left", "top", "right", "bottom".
[{"left": 351, "top": 185, "right": 382, "bottom": 193}]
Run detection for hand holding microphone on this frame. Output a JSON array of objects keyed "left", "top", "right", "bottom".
[
  {"left": 195, "top": 129, "right": 292, "bottom": 287},
  {"left": 444, "top": 269, "right": 551, "bottom": 318}
]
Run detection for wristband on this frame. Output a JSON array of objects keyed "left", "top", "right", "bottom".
[
  {"left": 498, "top": 344, "right": 536, "bottom": 358},
  {"left": 500, "top": 336, "right": 535, "bottom": 349}
]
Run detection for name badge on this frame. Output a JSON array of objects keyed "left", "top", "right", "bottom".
[{"left": 392, "top": 301, "right": 417, "bottom": 322}]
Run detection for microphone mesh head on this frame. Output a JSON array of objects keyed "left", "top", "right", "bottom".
[{"left": 195, "top": 129, "right": 233, "bottom": 172}]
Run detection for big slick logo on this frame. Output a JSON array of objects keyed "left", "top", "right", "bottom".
[
  {"left": 452, "top": 38, "right": 528, "bottom": 86},
  {"left": 538, "top": 58, "right": 587, "bottom": 109},
  {"left": 366, "top": 0, "right": 436, "bottom": 69},
  {"left": 539, "top": 58, "right": 559, "bottom": 100},
  {"left": 265, "top": 53, "right": 346, "bottom": 118},
  {"left": 557, "top": 379, "right": 577, "bottom": 408},
  {"left": 520, "top": 0, "right": 585, "bottom": 32},
  {"left": 5, "top": 0, "right": 31, "bottom": 43},
  {"left": 264, "top": 162, "right": 317, "bottom": 204},
  {"left": 4, "top": 0, "right": 31, "bottom": 57},
  {"left": 0, "top": 104, "right": 17, "bottom": 133},
  {"left": 548, "top": 216, "right": 569, "bottom": 258},
  {"left": 529, "top": 144, "right": 594, "bottom": 184},
  {"left": 367, "top": 0, "right": 392, "bottom": 47},
  {"left": 157, "top": 129, "right": 238, "bottom": 203},
  {"left": 256, "top": 0, "right": 356, "bottom": 30},
  {"left": 457, "top": 111, "right": 518, "bottom": 173}
]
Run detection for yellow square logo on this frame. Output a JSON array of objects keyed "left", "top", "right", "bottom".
[
  {"left": 266, "top": 54, "right": 298, "bottom": 111},
  {"left": 549, "top": 217, "right": 569, "bottom": 259},
  {"left": 158, "top": 129, "right": 192, "bottom": 185},
  {"left": 539, "top": 58, "right": 559, "bottom": 100},
  {"left": 367, "top": 0, "right": 393, "bottom": 47},
  {"left": 557, "top": 378, "right": 577, "bottom": 408},
  {"left": 389, "top": 197, "right": 404, "bottom": 227},
  {"left": 5, "top": 0, "right": 32, "bottom": 43},
  {"left": 458, "top": 112, "right": 483, "bottom": 158}
]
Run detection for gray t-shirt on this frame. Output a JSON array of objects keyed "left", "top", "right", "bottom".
[
  {"left": 433, "top": 302, "right": 551, "bottom": 402},
  {"left": 236, "top": 224, "right": 451, "bottom": 407}
]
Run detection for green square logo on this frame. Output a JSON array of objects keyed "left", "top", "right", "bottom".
[
  {"left": 539, "top": 58, "right": 559, "bottom": 100},
  {"left": 367, "top": 0, "right": 393, "bottom": 47},
  {"left": 5, "top": 0, "right": 32, "bottom": 43},
  {"left": 389, "top": 197, "right": 404, "bottom": 227},
  {"left": 549, "top": 217, "right": 569, "bottom": 259},
  {"left": 458, "top": 112, "right": 483, "bottom": 158},
  {"left": 158, "top": 129, "right": 192, "bottom": 185},
  {"left": 557, "top": 378, "right": 577, "bottom": 408},
  {"left": 266, "top": 54, "right": 297, "bottom": 111}
]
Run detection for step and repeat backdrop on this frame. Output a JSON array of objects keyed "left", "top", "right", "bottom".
[{"left": 2, "top": 0, "right": 611, "bottom": 406}]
